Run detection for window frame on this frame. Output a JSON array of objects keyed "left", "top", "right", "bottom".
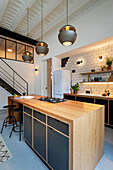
[{"left": 0, "top": 36, "right": 34, "bottom": 64}]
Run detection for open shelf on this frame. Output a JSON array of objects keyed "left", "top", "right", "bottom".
[
  {"left": 80, "top": 70, "right": 113, "bottom": 75},
  {"left": 80, "top": 81, "right": 113, "bottom": 84}
]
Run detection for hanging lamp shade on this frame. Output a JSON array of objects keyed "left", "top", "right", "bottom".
[
  {"left": 22, "top": 51, "right": 33, "bottom": 63},
  {"left": 22, "top": 8, "right": 33, "bottom": 63},
  {"left": 58, "top": 25, "right": 77, "bottom": 46},
  {"left": 58, "top": 0, "right": 77, "bottom": 46},
  {"left": 35, "top": 0, "right": 49, "bottom": 56},
  {"left": 35, "top": 41, "right": 49, "bottom": 56}
]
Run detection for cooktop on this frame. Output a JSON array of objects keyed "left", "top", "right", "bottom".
[{"left": 39, "top": 97, "right": 67, "bottom": 103}]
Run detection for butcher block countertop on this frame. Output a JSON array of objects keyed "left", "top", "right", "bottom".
[{"left": 9, "top": 95, "right": 104, "bottom": 122}]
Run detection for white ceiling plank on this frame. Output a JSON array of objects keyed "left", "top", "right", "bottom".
[
  {"left": 24, "top": 0, "right": 63, "bottom": 36},
  {"left": 34, "top": 0, "right": 90, "bottom": 40},
  {"left": 0, "top": 0, "right": 9, "bottom": 21},
  {"left": 10, "top": 0, "right": 36, "bottom": 31}
]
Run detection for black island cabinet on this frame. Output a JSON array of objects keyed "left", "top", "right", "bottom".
[{"left": 23, "top": 106, "right": 70, "bottom": 170}]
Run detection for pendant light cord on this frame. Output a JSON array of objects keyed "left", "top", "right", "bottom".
[
  {"left": 27, "top": 8, "right": 29, "bottom": 37},
  {"left": 67, "top": 0, "right": 68, "bottom": 25},
  {"left": 41, "top": 0, "right": 43, "bottom": 41}
]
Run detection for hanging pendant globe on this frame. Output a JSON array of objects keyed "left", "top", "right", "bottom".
[
  {"left": 22, "top": 51, "right": 33, "bottom": 63},
  {"left": 35, "top": 41, "right": 49, "bottom": 56},
  {"left": 58, "top": 25, "right": 77, "bottom": 46}
]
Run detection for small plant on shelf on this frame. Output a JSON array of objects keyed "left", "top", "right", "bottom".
[
  {"left": 106, "top": 57, "right": 113, "bottom": 70},
  {"left": 101, "top": 65, "right": 107, "bottom": 71},
  {"left": 71, "top": 83, "right": 80, "bottom": 94}
]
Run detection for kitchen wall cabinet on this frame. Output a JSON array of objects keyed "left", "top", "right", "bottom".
[
  {"left": 48, "top": 127, "right": 69, "bottom": 170},
  {"left": 24, "top": 113, "right": 32, "bottom": 146},
  {"left": 33, "top": 119, "right": 46, "bottom": 160},
  {"left": 109, "top": 100, "right": 113, "bottom": 125},
  {"left": 95, "top": 99, "right": 108, "bottom": 124}
]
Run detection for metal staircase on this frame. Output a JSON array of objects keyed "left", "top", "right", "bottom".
[{"left": 0, "top": 58, "right": 28, "bottom": 95}]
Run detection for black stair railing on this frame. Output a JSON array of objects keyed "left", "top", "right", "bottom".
[{"left": 0, "top": 58, "right": 28, "bottom": 95}]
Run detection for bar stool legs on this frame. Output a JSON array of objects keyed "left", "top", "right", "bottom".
[
  {"left": 0, "top": 105, "right": 17, "bottom": 138},
  {"left": 10, "top": 108, "right": 23, "bottom": 141}
]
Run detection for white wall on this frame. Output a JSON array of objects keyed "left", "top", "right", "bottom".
[{"left": 0, "top": 86, "right": 12, "bottom": 109}]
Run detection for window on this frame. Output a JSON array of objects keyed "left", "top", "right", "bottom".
[
  {"left": 17, "top": 43, "right": 25, "bottom": 61},
  {"left": 0, "top": 36, "right": 34, "bottom": 64},
  {"left": 6, "top": 40, "right": 16, "bottom": 60},
  {"left": 0, "top": 38, "right": 5, "bottom": 58},
  {"left": 26, "top": 46, "right": 34, "bottom": 63}
]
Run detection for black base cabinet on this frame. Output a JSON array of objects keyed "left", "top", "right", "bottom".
[
  {"left": 109, "top": 100, "right": 113, "bottom": 125},
  {"left": 24, "top": 107, "right": 69, "bottom": 170},
  {"left": 95, "top": 99, "right": 108, "bottom": 124},
  {"left": 24, "top": 113, "right": 32, "bottom": 146},
  {"left": 84, "top": 97, "right": 94, "bottom": 103},
  {"left": 64, "top": 94, "right": 75, "bottom": 100},
  {"left": 76, "top": 96, "right": 85, "bottom": 102},
  {"left": 48, "top": 127, "right": 69, "bottom": 170},
  {"left": 33, "top": 119, "right": 46, "bottom": 160}
]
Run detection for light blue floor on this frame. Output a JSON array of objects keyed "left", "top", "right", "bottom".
[
  {"left": 0, "top": 110, "right": 113, "bottom": 170},
  {"left": 95, "top": 127, "right": 113, "bottom": 170}
]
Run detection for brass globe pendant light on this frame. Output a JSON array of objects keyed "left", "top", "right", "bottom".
[
  {"left": 22, "top": 8, "right": 33, "bottom": 62},
  {"left": 35, "top": 0, "right": 49, "bottom": 56},
  {"left": 58, "top": 0, "right": 77, "bottom": 46}
]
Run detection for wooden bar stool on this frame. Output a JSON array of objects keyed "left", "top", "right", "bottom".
[{"left": 0, "top": 105, "right": 17, "bottom": 137}]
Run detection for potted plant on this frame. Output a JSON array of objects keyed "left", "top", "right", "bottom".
[
  {"left": 106, "top": 57, "right": 113, "bottom": 70},
  {"left": 101, "top": 65, "right": 107, "bottom": 71},
  {"left": 71, "top": 83, "right": 80, "bottom": 94}
]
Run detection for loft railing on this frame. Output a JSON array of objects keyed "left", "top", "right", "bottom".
[{"left": 0, "top": 58, "right": 28, "bottom": 95}]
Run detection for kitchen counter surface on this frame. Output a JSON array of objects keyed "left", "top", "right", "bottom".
[
  {"left": 64, "top": 93, "right": 113, "bottom": 99},
  {"left": 8, "top": 95, "right": 103, "bottom": 122}
]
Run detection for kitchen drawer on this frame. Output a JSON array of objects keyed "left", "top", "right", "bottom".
[
  {"left": 47, "top": 116, "right": 69, "bottom": 136},
  {"left": 64, "top": 95, "right": 75, "bottom": 101},
  {"left": 76, "top": 96, "right": 85, "bottom": 102},
  {"left": 33, "top": 110, "right": 46, "bottom": 123},
  {"left": 24, "top": 106, "right": 32, "bottom": 116}
]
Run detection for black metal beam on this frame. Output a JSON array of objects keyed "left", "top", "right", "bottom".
[{"left": 0, "top": 27, "right": 38, "bottom": 46}]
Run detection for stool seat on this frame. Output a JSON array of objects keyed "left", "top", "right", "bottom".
[{"left": 3, "top": 105, "right": 16, "bottom": 109}]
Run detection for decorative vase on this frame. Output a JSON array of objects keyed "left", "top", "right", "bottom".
[
  {"left": 107, "top": 66, "right": 111, "bottom": 70},
  {"left": 74, "top": 90, "right": 78, "bottom": 94}
]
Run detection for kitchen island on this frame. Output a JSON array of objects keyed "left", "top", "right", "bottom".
[
  {"left": 64, "top": 93, "right": 113, "bottom": 128},
  {"left": 8, "top": 95, "right": 104, "bottom": 170}
]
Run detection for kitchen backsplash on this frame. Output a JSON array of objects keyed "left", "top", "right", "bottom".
[{"left": 61, "top": 43, "right": 113, "bottom": 95}]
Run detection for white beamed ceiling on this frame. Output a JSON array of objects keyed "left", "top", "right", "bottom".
[{"left": 0, "top": 0, "right": 104, "bottom": 40}]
